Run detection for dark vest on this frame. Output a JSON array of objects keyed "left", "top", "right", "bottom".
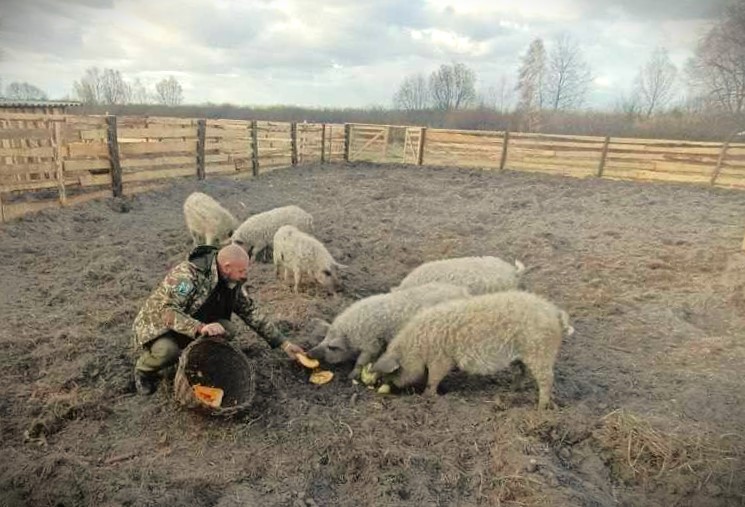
[{"left": 190, "top": 246, "right": 239, "bottom": 323}]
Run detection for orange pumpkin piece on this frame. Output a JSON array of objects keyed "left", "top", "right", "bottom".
[
  {"left": 192, "top": 384, "right": 224, "bottom": 408},
  {"left": 309, "top": 369, "right": 334, "bottom": 385},
  {"left": 296, "top": 352, "right": 320, "bottom": 369}
]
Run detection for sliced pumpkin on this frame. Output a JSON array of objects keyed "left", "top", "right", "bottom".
[
  {"left": 192, "top": 384, "right": 224, "bottom": 408},
  {"left": 296, "top": 352, "right": 320, "bottom": 369},
  {"left": 359, "top": 363, "right": 379, "bottom": 386},
  {"left": 309, "top": 369, "right": 334, "bottom": 385},
  {"left": 376, "top": 384, "right": 391, "bottom": 395}
]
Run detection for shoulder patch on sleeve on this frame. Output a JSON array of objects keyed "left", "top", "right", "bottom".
[{"left": 175, "top": 280, "right": 194, "bottom": 296}]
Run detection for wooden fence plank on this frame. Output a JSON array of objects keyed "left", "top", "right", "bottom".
[
  {"left": 122, "top": 167, "right": 196, "bottom": 183},
  {"left": 63, "top": 159, "right": 111, "bottom": 172},
  {"left": 67, "top": 142, "right": 109, "bottom": 157},
  {"left": 0, "top": 162, "right": 56, "bottom": 175},
  {"left": 607, "top": 137, "right": 726, "bottom": 147},
  {"left": 509, "top": 140, "right": 606, "bottom": 150},
  {"left": 117, "top": 126, "right": 198, "bottom": 139},
  {"left": 0, "top": 179, "right": 59, "bottom": 192},
  {"left": 607, "top": 144, "right": 722, "bottom": 155},
  {"left": 205, "top": 164, "right": 238, "bottom": 175},
  {"left": 119, "top": 140, "right": 197, "bottom": 156},
  {"left": 0, "top": 146, "right": 54, "bottom": 157},
  {"left": 77, "top": 173, "right": 113, "bottom": 187},
  {"left": 120, "top": 155, "right": 195, "bottom": 170},
  {"left": 0, "top": 128, "right": 52, "bottom": 140}
]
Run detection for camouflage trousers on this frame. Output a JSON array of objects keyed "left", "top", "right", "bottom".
[{"left": 135, "top": 319, "right": 237, "bottom": 375}]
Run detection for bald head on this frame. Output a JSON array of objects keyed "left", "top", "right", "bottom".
[
  {"left": 218, "top": 244, "right": 250, "bottom": 267},
  {"left": 217, "top": 244, "right": 250, "bottom": 286}
]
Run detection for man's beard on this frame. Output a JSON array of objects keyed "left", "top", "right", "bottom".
[{"left": 226, "top": 280, "right": 239, "bottom": 289}]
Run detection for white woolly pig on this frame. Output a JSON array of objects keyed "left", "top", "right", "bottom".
[
  {"left": 183, "top": 192, "right": 239, "bottom": 247},
  {"left": 372, "top": 291, "right": 573, "bottom": 409},
  {"left": 273, "top": 225, "right": 345, "bottom": 294},
  {"left": 393, "top": 256, "right": 526, "bottom": 295},
  {"left": 231, "top": 205, "right": 313, "bottom": 261},
  {"left": 307, "top": 283, "right": 471, "bottom": 379}
]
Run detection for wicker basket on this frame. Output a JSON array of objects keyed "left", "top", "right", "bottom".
[{"left": 174, "top": 336, "right": 256, "bottom": 417}]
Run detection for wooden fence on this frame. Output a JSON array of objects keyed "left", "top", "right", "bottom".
[
  {"left": 0, "top": 113, "right": 344, "bottom": 221},
  {"left": 1, "top": 112, "right": 744, "bottom": 223},
  {"left": 346, "top": 124, "right": 745, "bottom": 188}
]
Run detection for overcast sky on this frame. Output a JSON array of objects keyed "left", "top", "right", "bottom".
[{"left": 0, "top": 0, "right": 727, "bottom": 109}]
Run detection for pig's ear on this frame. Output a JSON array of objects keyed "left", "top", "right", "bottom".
[
  {"left": 308, "top": 318, "right": 331, "bottom": 341},
  {"left": 372, "top": 353, "right": 400, "bottom": 374},
  {"left": 334, "top": 261, "right": 348, "bottom": 270}
]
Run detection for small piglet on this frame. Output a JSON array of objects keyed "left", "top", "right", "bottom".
[
  {"left": 273, "top": 225, "right": 345, "bottom": 294},
  {"left": 183, "top": 192, "right": 238, "bottom": 247}
]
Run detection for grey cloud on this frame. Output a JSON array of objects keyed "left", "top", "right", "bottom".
[{"left": 577, "top": 0, "right": 727, "bottom": 20}]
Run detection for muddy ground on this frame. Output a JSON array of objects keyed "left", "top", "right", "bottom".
[{"left": 1, "top": 162, "right": 745, "bottom": 507}]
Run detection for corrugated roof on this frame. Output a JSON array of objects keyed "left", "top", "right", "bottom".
[{"left": 0, "top": 99, "right": 82, "bottom": 108}]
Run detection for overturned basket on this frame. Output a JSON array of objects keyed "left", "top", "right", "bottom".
[{"left": 174, "top": 336, "right": 256, "bottom": 417}]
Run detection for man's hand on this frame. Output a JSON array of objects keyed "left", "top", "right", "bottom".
[
  {"left": 280, "top": 341, "right": 305, "bottom": 359},
  {"left": 200, "top": 322, "right": 227, "bottom": 337}
]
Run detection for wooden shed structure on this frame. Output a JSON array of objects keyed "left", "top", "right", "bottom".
[{"left": 0, "top": 98, "right": 81, "bottom": 115}]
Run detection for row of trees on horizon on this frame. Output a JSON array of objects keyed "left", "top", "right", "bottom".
[
  {"left": 394, "top": 2, "right": 745, "bottom": 122},
  {"left": 0, "top": 2, "right": 743, "bottom": 141}
]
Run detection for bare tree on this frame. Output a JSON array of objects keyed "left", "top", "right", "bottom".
[
  {"left": 155, "top": 76, "right": 183, "bottom": 106},
  {"left": 635, "top": 48, "right": 677, "bottom": 117},
  {"left": 428, "top": 62, "right": 476, "bottom": 110},
  {"left": 73, "top": 67, "right": 104, "bottom": 105},
  {"left": 516, "top": 38, "right": 547, "bottom": 130},
  {"left": 101, "top": 68, "right": 130, "bottom": 105},
  {"left": 545, "top": 34, "right": 593, "bottom": 110},
  {"left": 130, "top": 78, "right": 151, "bottom": 104},
  {"left": 615, "top": 92, "right": 643, "bottom": 118},
  {"left": 688, "top": 2, "right": 745, "bottom": 114},
  {"left": 74, "top": 67, "right": 131, "bottom": 105},
  {"left": 478, "top": 74, "right": 515, "bottom": 113},
  {"left": 393, "top": 73, "right": 430, "bottom": 110},
  {"left": 5, "top": 81, "right": 47, "bottom": 100}
]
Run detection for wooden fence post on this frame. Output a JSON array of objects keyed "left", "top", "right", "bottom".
[
  {"left": 417, "top": 127, "right": 427, "bottom": 166},
  {"left": 710, "top": 130, "right": 743, "bottom": 185},
  {"left": 597, "top": 136, "right": 610, "bottom": 177},
  {"left": 51, "top": 119, "right": 67, "bottom": 205},
  {"left": 251, "top": 120, "right": 259, "bottom": 177},
  {"left": 499, "top": 131, "right": 510, "bottom": 171},
  {"left": 344, "top": 124, "right": 351, "bottom": 162},
  {"left": 320, "top": 124, "right": 327, "bottom": 164},
  {"left": 291, "top": 122, "right": 298, "bottom": 166},
  {"left": 382, "top": 126, "right": 390, "bottom": 160},
  {"left": 196, "top": 119, "right": 206, "bottom": 180},
  {"left": 106, "top": 115, "right": 122, "bottom": 198}
]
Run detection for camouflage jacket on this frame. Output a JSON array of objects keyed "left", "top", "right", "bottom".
[{"left": 133, "top": 245, "right": 286, "bottom": 349}]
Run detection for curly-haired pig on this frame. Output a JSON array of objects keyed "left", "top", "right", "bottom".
[
  {"left": 307, "top": 283, "right": 471, "bottom": 379},
  {"left": 372, "top": 291, "right": 573, "bottom": 409}
]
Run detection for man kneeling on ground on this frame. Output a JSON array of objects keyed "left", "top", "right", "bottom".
[{"left": 132, "top": 243, "right": 304, "bottom": 395}]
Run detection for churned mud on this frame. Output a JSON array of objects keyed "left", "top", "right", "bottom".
[{"left": 1, "top": 162, "right": 744, "bottom": 506}]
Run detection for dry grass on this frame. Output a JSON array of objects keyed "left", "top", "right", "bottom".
[{"left": 594, "top": 409, "right": 744, "bottom": 494}]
